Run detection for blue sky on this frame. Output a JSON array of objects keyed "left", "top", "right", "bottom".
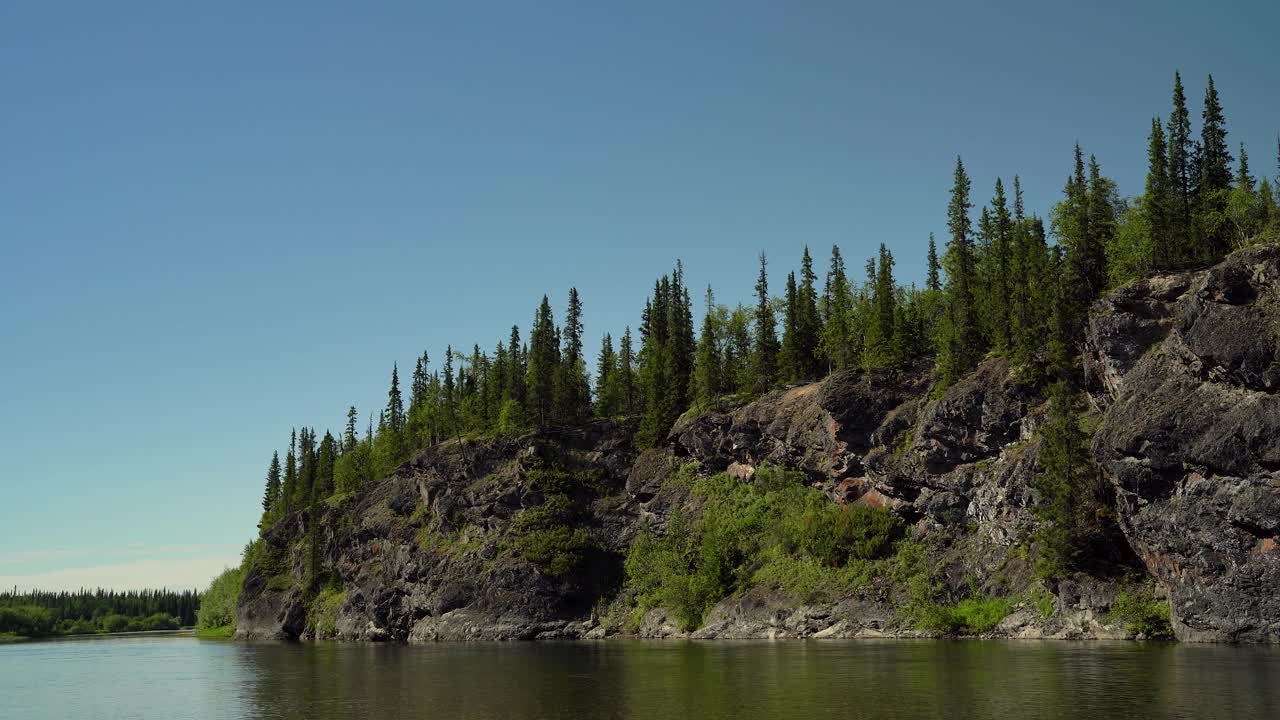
[{"left": 2, "top": 1, "right": 1277, "bottom": 591}]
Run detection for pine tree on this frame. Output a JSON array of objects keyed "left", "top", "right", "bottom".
[
  {"left": 262, "top": 451, "right": 281, "bottom": 513},
  {"left": 692, "top": 285, "right": 723, "bottom": 407},
  {"left": 526, "top": 296, "right": 557, "bottom": 428},
  {"left": 752, "top": 253, "right": 778, "bottom": 394},
  {"left": 1167, "top": 72, "right": 1196, "bottom": 261},
  {"left": 820, "top": 245, "right": 855, "bottom": 371},
  {"left": 925, "top": 233, "right": 941, "bottom": 292},
  {"left": 1145, "top": 117, "right": 1171, "bottom": 268},
  {"left": 939, "top": 156, "right": 983, "bottom": 387}
]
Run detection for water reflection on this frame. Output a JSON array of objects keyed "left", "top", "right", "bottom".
[{"left": 5, "top": 637, "right": 1280, "bottom": 719}]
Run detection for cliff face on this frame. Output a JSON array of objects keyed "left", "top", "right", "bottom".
[
  {"left": 1088, "top": 246, "right": 1280, "bottom": 642},
  {"left": 237, "top": 247, "right": 1280, "bottom": 643}
]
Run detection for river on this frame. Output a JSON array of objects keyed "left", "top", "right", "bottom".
[{"left": 3, "top": 636, "right": 1279, "bottom": 719}]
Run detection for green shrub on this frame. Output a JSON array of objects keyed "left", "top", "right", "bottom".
[
  {"left": 310, "top": 586, "right": 345, "bottom": 637},
  {"left": 197, "top": 566, "right": 246, "bottom": 631},
  {"left": 103, "top": 614, "right": 131, "bottom": 633},
  {"left": 1106, "top": 590, "right": 1173, "bottom": 639},
  {"left": 511, "top": 467, "right": 606, "bottom": 576},
  {"left": 0, "top": 605, "right": 55, "bottom": 637},
  {"left": 622, "top": 466, "right": 901, "bottom": 630}
]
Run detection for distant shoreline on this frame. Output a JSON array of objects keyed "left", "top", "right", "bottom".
[{"left": 2, "top": 629, "right": 195, "bottom": 645}]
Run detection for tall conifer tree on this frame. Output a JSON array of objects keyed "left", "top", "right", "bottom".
[
  {"left": 1167, "top": 72, "right": 1195, "bottom": 260},
  {"left": 262, "top": 451, "right": 281, "bottom": 513},
  {"left": 940, "top": 156, "right": 983, "bottom": 387},
  {"left": 752, "top": 253, "right": 779, "bottom": 393}
]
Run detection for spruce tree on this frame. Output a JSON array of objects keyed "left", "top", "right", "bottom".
[
  {"left": 665, "top": 262, "right": 696, "bottom": 417},
  {"left": 637, "top": 279, "right": 670, "bottom": 444},
  {"left": 1167, "top": 72, "right": 1195, "bottom": 261},
  {"left": 1145, "top": 117, "right": 1171, "bottom": 268},
  {"left": 752, "top": 253, "right": 779, "bottom": 394},
  {"left": 794, "top": 247, "right": 822, "bottom": 380},
  {"left": 595, "top": 333, "right": 617, "bottom": 416},
  {"left": 780, "top": 271, "right": 800, "bottom": 381},
  {"left": 821, "top": 245, "right": 855, "bottom": 371},
  {"left": 507, "top": 325, "right": 526, "bottom": 406},
  {"left": 262, "top": 451, "right": 281, "bottom": 513},
  {"left": 526, "top": 297, "right": 557, "bottom": 428},
  {"left": 282, "top": 429, "right": 297, "bottom": 515},
  {"left": 554, "top": 287, "right": 591, "bottom": 424},
  {"left": 315, "top": 431, "right": 336, "bottom": 500},
  {"left": 692, "top": 285, "right": 723, "bottom": 407},
  {"left": 989, "top": 178, "right": 1013, "bottom": 350},
  {"left": 1085, "top": 154, "right": 1116, "bottom": 291},
  {"left": 1197, "top": 74, "right": 1233, "bottom": 257},
  {"left": 343, "top": 406, "right": 358, "bottom": 453},
  {"left": 1033, "top": 258, "right": 1094, "bottom": 578},
  {"left": 386, "top": 364, "right": 405, "bottom": 433},
  {"left": 442, "top": 346, "right": 456, "bottom": 434},
  {"left": 1198, "top": 74, "right": 1233, "bottom": 195},
  {"left": 939, "top": 156, "right": 983, "bottom": 387},
  {"left": 865, "top": 243, "right": 896, "bottom": 368},
  {"left": 296, "top": 427, "right": 316, "bottom": 508},
  {"left": 925, "top": 233, "right": 941, "bottom": 292},
  {"left": 616, "top": 327, "right": 637, "bottom": 415}
]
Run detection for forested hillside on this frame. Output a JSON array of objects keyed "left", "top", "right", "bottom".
[
  {"left": 230, "top": 73, "right": 1280, "bottom": 643},
  {"left": 254, "top": 72, "right": 1278, "bottom": 540}
]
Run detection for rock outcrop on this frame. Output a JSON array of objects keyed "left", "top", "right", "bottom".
[
  {"left": 1089, "top": 246, "right": 1280, "bottom": 642},
  {"left": 237, "top": 247, "right": 1280, "bottom": 644}
]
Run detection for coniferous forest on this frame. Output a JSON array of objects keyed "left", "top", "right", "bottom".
[
  {"left": 0, "top": 588, "right": 200, "bottom": 637},
  {"left": 252, "top": 74, "right": 1280, "bottom": 561}
]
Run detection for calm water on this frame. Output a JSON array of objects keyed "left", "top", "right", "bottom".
[{"left": 3, "top": 636, "right": 1279, "bottom": 719}]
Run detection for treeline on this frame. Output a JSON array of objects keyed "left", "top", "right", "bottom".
[
  {"left": 256, "top": 72, "right": 1279, "bottom": 573},
  {"left": 0, "top": 588, "right": 200, "bottom": 637}
]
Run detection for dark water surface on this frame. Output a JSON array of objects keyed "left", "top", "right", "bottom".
[{"left": 3, "top": 636, "right": 1279, "bottom": 719}]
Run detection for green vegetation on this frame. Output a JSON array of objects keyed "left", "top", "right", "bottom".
[
  {"left": 510, "top": 467, "right": 607, "bottom": 577},
  {"left": 195, "top": 566, "right": 246, "bottom": 636},
  {"left": 623, "top": 467, "right": 902, "bottom": 630},
  {"left": 234, "top": 72, "right": 1275, "bottom": 634},
  {"left": 1107, "top": 589, "right": 1174, "bottom": 639},
  {"left": 309, "top": 585, "right": 345, "bottom": 638},
  {"left": 0, "top": 588, "right": 199, "bottom": 638}
]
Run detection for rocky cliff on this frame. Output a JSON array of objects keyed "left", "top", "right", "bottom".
[{"left": 237, "top": 247, "right": 1280, "bottom": 643}]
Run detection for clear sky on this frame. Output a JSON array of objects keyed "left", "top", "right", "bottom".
[{"left": 2, "top": 1, "right": 1277, "bottom": 591}]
